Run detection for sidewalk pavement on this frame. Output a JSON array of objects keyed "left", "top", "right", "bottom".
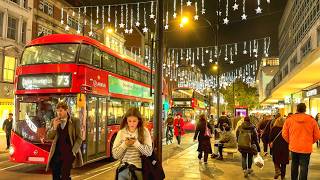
[
  {"left": 0, "top": 131, "right": 7, "bottom": 154},
  {"left": 162, "top": 141, "right": 320, "bottom": 180}
]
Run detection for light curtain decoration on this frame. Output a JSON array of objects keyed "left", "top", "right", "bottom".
[{"left": 61, "top": 0, "right": 206, "bottom": 36}]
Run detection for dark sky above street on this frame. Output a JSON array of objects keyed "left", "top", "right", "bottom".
[{"left": 67, "top": 0, "right": 287, "bottom": 74}]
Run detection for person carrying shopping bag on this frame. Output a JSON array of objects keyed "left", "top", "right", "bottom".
[{"left": 193, "top": 114, "right": 213, "bottom": 164}]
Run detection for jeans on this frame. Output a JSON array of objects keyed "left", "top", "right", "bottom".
[
  {"left": 263, "top": 142, "right": 268, "bottom": 153},
  {"left": 274, "top": 163, "right": 286, "bottom": 177},
  {"left": 118, "top": 168, "right": 143, "bottom": 180},
  {"left": 241, "top": 153, "right": 253, "bottom": 170},
  {"left": 5, "top": 133, "right": 10, "bottom": 149},
  {"left": 218, "top": 144, "right": 224, "bottom": 157},
  {"left": 51, "top": 154, "right": 75, "bottom": 180},
  {"left": 291, "top": 152, "right": 311, "bottom": 180},
  {"left": 198, "top": 151, "right": 209, "bottom": 162},
  {"left": 176, "top": 135, "right": 181, "bottom": 145}
]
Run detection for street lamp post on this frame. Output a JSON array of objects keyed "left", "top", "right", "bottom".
[{"left": 154, "top": 0, "right": 165, "bottom": 162}]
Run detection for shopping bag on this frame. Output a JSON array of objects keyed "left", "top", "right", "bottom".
[{"left": 254, "top": 154, "right": 264, "bottom": 169}]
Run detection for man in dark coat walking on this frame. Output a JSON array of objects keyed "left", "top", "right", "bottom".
[
  {"left": 46, "top": 102, "right": 83, "bottom": 180},
  {"left": 2, "top": 113, "right": 13, "bottom": 150}
]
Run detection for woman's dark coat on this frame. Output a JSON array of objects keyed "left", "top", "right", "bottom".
[
  {"left": 194, "top": 121, "right": 213, "bottom": 154},
  {"left": 269, "top": 126, "right": 289, "bottom": 164}
]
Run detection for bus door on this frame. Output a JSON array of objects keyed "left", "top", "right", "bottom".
[{"left": 86, "top": 96, "right": 107, "bottom": 161}]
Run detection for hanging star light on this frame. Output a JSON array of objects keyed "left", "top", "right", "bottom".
[
  {"left": 241, "top": 14, "right": 247, "bottom": 20},
  {"left": 255, "top": 0, "right": 262, "bottom": 14},
  {"left": 223, "top": 17, "right": 229, "bottom": 25},
  {"left": 165, "top": 24, "right": 169, "bottom": 30},
  {"left": 143, "top": 27, "right": 148, "bottom": 33},
  {"left": 232, "top": 1, "right": 239, "bottom": 11},
  {"left": 136, "top": 22, "right": 140, "bottom": 27},
  {"left": 150, "top": 2, "right": 155, "bottom": 19},
  {"left": 209, "top": 59, "right": 213, "bottom": 63},
  {"left": 241, "top": 0, "right": 247, "bottom": 20},
  {"left": 230, "top": 60, "right": 234, "bottom": 64},
  {"left": 255, "top": 6, "right": 262, "bottom": 14},
  {"left": 194, "top": 2, "right": 199, "bottom": 20},
  {"left": 224, "top": 0, "right": 229, "bottom": 25},
  {"left": 187, "top": 0, "right": 192, "bottom": 6}
]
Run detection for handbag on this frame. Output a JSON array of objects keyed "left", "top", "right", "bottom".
[
  {"left": 204, "top": 122, "right": 212, "bottom": 138},
  {"left": 141, "top": 151, "right": 165, "bottom": 180},
  {"left": 269, "top": 130, "right": 282, "bottom": 148}
]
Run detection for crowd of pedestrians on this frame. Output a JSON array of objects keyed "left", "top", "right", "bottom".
[{"left": 40, "top": 102, "right": 320, "bottom": 180}]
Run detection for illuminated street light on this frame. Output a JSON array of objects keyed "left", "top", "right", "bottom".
[
  {"left": 212, "top": 64, "right": 218, "bottom": 71},
  {"left": 107, "top": 28, "right": 113, "bottom": 33}
]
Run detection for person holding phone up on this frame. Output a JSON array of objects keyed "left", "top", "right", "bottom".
[{"left": 113, "top": 107, "right": 153, "bottom": 180}]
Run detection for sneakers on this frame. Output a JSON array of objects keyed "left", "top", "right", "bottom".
[
  {"left": 216, "top": 156, "right": 224, "bottom": 161},
  {"left": 247, "top": 169, "right": 254, "bottom": 175},
  {"left": 264, "top": 152, "right": 269, "bottom": 156},
  {"left": 243, "top": 170, "right": 249, "bottom": 178},
  {"left": 211, "top": 154, "right": 218, "bottom": 158}
]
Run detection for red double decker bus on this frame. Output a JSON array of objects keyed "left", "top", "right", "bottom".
[
  {"left": 170, "top": 87, "right": 207, "bottom": 131},
  {"left": 10, "top": 34, "right": 155, "bottom": 165}
]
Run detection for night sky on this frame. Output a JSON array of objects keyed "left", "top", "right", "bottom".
[{"left": 67, "top": 0, "right": 287, "bottom": 74}]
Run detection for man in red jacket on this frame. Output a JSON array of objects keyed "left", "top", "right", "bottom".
[{"left": 282, "top": 103, "right": 320, "bottom": 180}]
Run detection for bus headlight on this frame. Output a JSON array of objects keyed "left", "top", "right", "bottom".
[
  {"left": 9, "top": 146, "right": 15, "bottom": 156},
  {"left": 191, "top": 120, "right": 196, "bottom": 124}
]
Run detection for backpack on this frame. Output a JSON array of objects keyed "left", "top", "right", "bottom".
[
  {"left": 237, "top": 129, "right": 252, "bottom": 150},
  {"left": 141, "top": 151, "right": 165, "bottom": 180}
]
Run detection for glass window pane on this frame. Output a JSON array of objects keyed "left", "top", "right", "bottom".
[
  {"left": 0, "top": 12, "right": 3, "bottom": 37},
  {"left": 21, "top": 44, "right": 78, "bottom": 65},
  {"left": 87, "top": 96, "right": 97, "bottom": 156},
  {"left": 102, "top": 53, "right": 116, "bottom": 72},
  {"left": 116, "top": 59, "right": 129, "bottom": 77},
  {"left": 7, "top": 16, "right": 17, "bottom": 40},
  {"left": 79, "top": 44, "right": 93, "bottom": 64},
  {"left": 92, "top": 48, "right": 101, "bottom": 68}
]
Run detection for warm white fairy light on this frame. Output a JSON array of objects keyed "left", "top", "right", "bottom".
[
  {"left": 209, "top": 49, "right": 213, "bottom": 63},
  {"left": 181, "top": 0, "right": 184, "bottom": 16},
  {"left": 65, "top": 12, "right": 70, "bottom": 31},
  {"left": 143, "top": 6, "right": 148, "bottom": 33},
  {"left": 241, "top": 0, "right": 247, "bottom": 20},
  {"left": 89, "top": 8, "right": 93, "bottom": 36},
  {"left": 96, "top": 6, "right": 99, "bottom": 24},
  {"left": 235, "top": 43, "right": 238, "bottom": 55},
  {"left": 201, "top": 0, "right": 206, "bottom": 14},
  {"left": 61, "top": 8, "right": 64, "bottom": 24},
  {"left": 224, "top": 45, "right": 228, "bottom": 61},
  {"left": 125, "top": 5, "right": 129, "bottom": 33},
  {"left": 255, "top": 0, "right": 262, "bottom": 14},
  {"left": 77, "top": 8, "right": 81, "bottom": 34},
  {"left": 129, "top": 7, "right": 133, "bottom": 33},
  {"left": 249, "top": 41, "right": 252, "bottom": 57},
  {"left": 114, "top": 10, "right": 118, "bottom": 32},
  {"left": 165, "top": 11, "right": 169, "bottom": 29},
  {"left": 223, "top": 0, "right": 229, "bottom": 24},
  {"left": 232, "top": 0, "right": 239, "bottom": 11},
  {"left": 102, "top": 6, "right": 105, "bottom": 29},
  {"left": 150, "top": 1, "right": 155, "bottom": 19},
  {"left": 214, "top": 46, "right": 218, "bottom": 58},
  {"left": 243, "top": 41, "right": 247, "bottom": 54},
  {"left": 187, "top": 0, "right": 192, "bottom": 6},
  {"left": 136, "top": 4, "right": 140, "bottom": 27},
  {"left": 173, "top": 0, "right": 177, "bottom": 18},
  {"left": 194, "top": 2, "right": 199, "bottom": 20},
  {"left": 120, "top": 5, "right": 125, "bottom": 28},
  {"left": 108, "top": 6, "right": 111, "bottom": 23},
  {"left": 201, "top": 48, "right": 205, "bottom": 66}
]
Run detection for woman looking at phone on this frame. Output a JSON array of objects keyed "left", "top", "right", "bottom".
[{"left": 112, "top": 107, "right": 153, "bottom": 180}]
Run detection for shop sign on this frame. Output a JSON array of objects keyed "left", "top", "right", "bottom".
[
  {"left": 108, "top": 75, "right": 152, "bottom": 99},
  {"left": 306, "top": 88, "right": 318, "bottom": 97}
]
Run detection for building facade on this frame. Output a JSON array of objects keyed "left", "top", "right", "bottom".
[
  {"left": 0, "top": 0, "right": 33, "bottom": 126},
  {"left": 264, "top": 0, "right": 320, "bottom": 116}
]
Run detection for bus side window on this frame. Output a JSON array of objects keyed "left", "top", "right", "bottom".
[
  {"left": 92, "top": 48, "right": 101, "bottom": 68},
  {"left": 79, "top": 44, "right": 93, "bottom": 65},
  {"left": 129, "top": 65, "right": 141, "bottom": 82},
  {"left": 102, "top": 53, "right": 116, "bottom": 73},
  {"left": 141, "top": 70, "right": 148, "bottom": 84},
  {"left": 116, "top": 59, "right": 129, "bottom": 77}
]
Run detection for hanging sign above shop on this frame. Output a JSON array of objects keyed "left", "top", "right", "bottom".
[{"left": 306, "top": 88, "right": 318, "bottom": 97}]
